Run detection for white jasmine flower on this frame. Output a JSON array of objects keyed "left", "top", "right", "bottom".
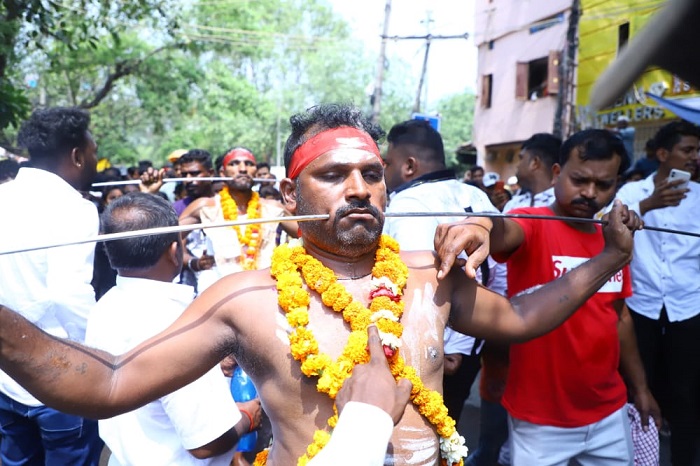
[
  {"left": 370, "top": 310, "right": 399, "bottom": 322},
  {"left": 377, "top": 330, "right": 402, "bottom": 350},
  {"left": 370, "top": 276, "right": 399, "bottom": 295},
  {"left": 440, "top": 431, "right": 468, "bottom": 463}
]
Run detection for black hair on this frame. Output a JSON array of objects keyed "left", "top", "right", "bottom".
[
  {"left": 283, "top": 103, "right": 385, "bottom": 177},
  {"left": 0, "top": 159, "right": 20, "bottom": 181},
  {"left": 17, "top": 107, "right": 90, "bottom": 162},
  {"left": 653, "top": 120, "right": 700, "bottom": 152},
  {"left": 256, "top": 161, "right": 271, "bottom": 170},
  {"left": 179, "top": 149, "right": 213, "bottom": 170},
  {"left": 214, "top": 154, "right": 225, "bottom": 173},
  {"left": 387, "top": 119, "right": 445, "bottom": 165},
  {"left": 560, "top": 129, "right": 630, "bottom": 175},
  {"left": 259, "top": 185, "right": 282, "bottom": 200},
  {"left": 469, "top": 165, "right": 484, "bottom": 175},
  {"left": 137, "top": 160, "right": 153, "bottom": 174},
  {"left": 101, "top": 167, "right": 123, "bottom": 180},
  {"left": 127, "top": 166, "right": 139, "bottom": 177},
  {"left": 521, "top": 133, "right": 561, "bottom": 170},
  {"left": 101, "top": 192, "right": 179, "bottom": 270}
]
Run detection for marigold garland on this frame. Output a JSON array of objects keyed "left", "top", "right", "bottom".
[
  {"left": 220, "top": 187, "right": 261, "bottom": 270},
  {"left": 253, "top": 235, "right": 467, "bottom": 466}
]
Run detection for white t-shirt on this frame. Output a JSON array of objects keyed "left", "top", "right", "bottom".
[
  {"left": 0, "top": 167, "right": 98, "bottom": 406},
  {"left": 384, "top": 175, "right": 499, "bottom": 356},
  {"left": 85, "top": 276, "right": 240, "bottom": 466},
  {"left": 615, "top": 174, "right": 700, "bottom": 321},
  {"left": 308, "top": 402, "right": 393, "bottom": 466}
]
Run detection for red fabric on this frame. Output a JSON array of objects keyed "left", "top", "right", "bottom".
[
  {"left": 499, "top": 206, "right": 630, "bottom": 427},
  {"left": 288, "top": 127, "right": 380, "bottom": 179},
  {"left": 222, "top": 148, "right": 256, "bottom": 168}
]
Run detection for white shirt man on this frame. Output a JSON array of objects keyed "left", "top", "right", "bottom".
[{"left": 85, "top": 276, "right": 240, "bottom": 466}]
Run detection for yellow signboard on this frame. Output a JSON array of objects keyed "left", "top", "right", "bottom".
[{"left": 577, "top": 0, "right": 698, "bottom": 126}]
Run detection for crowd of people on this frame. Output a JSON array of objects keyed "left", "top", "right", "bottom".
[{"left": 0, "top": 103, "right": 696, "bottom": 466}]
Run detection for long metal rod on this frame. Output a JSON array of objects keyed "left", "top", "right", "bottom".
[
  {"left": 0, "top": 215, "right": 328, "bottom": 256},
  {"left": 1, "top": 211, "right": 698, "bottom": 256},
  {"left": 92, "top": 177, "right": 274, "bottom": 187}
]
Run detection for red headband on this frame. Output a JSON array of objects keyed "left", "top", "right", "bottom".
[
  {"left": 222, "top": 148, "right": 256, "bottom": 168},
  {"left": 288, "top": 127, "right": 381, "bottom": 179}
]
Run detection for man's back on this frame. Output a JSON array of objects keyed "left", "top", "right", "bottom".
[
  {"left": 0, "top": 167, "right": 97, "bottom": 404},
  {"left": 85, "top": 276, "right": 238, "bottom": 466}
]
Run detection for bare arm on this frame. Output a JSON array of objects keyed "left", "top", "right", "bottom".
[
  {"left": 179, "top": 197, "right": 213, "bottom": 226},
  {"left": 449, "top": 201, "right": 641, "bottom": 343},
  {"left": 616, "top": 301, "right": 661, "bottom": 429},
  {"left": 0, "top": 277, "right": 242, "bottom": 418}
]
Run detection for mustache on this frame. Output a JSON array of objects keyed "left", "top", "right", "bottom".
[
  {"left": 571, "top": 197, "right": 600, "bottom": 211},
  {"left": 335, "top": 200, "right": 383, "bottom": 220}
]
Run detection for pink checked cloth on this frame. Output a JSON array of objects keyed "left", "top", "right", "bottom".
[{"left": 627, "top": 403, "right": 659, "bottom": 465}]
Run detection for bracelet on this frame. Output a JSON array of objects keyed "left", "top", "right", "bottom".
[
  {"left": 239, "top": 407, "right": 255, "bottom": 433},
  {"left": 188, "top": 257, "right": 198, "bottom": 271}
]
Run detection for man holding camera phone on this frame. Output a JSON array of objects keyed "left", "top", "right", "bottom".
[{"left": 614, "top": 120, "right": 700, "bottom": 466}]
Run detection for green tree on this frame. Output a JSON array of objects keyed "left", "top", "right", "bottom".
[
  {"left": 433, "top": 92, "right": 475, "bottom": 167},
  {"left": 0, "top": 0, "right": 179, "bottom": 134}
]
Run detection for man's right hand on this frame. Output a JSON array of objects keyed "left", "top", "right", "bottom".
[
  {"left": 640, "top": 177, "right": 688, "bottom": 214},
  {"left": 139, "top": 167, "right": 166, "bottom": 194},
  {"left": 236, "top": 398, "right": 262, "bottom": 431},
  {"left": 602, "top": 200, "right": 642, "bottom": 263},
  {"left": 335, "top": 326, "right": 412, "bottom": 425}
]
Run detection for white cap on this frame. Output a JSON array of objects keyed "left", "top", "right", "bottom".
[{"left": 482, "top": 172, "right": 500, "bottom": 188}]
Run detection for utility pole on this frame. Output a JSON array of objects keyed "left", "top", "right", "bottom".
[
  {"left": 413, "top": 11, "right": 434, "bottom": 114},
  {"left": 371, "top": 0, "right": 392, "bottom": 124},
  {"left": 554, "top": 0, "right": 581, "bottom": 138}
]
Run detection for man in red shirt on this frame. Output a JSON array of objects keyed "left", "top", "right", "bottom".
[{"left": 438, "top": 129, "right": 661, "bottom": 465}]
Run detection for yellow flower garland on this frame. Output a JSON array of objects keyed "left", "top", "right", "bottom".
[
  {"left": 220, "top": 187, "right": 262, "bottom": 270},
  {"left": 254, "top": 235, "right": 465, "bottom": 466}
]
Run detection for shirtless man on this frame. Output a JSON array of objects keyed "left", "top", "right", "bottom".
[
  {"left": 0, "top": 104, "right": 640, "bottom": 466},
  {"left": 179, "top": 147, "right": 296, "bottom": 291}
]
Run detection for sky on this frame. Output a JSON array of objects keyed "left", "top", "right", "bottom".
[{"left": 328, "top": 0, "right": 478, "bottom": 109}]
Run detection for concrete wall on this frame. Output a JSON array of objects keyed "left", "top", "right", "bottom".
[{"left": 473, "top": 0, "right": 571, "bottom": 167}]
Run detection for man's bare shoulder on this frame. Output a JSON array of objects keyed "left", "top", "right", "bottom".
[
  {"left": 179, "top": 196, "right": 217, "bottom": 221},
  {"left": 200, "top": 268, "right": 276, "bottom": 303},
  {"left": 400, "top": 250, "right": 440, "bottom": 274},
  {"left": 260, "top": 198, "right": 287, "bottom": 215}
]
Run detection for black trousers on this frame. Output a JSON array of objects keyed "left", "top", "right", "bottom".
[
  {"left": 630, "top": 307, "right": 700, "bottom": 466},
  {"left": 443, "top": 353, "right": 482, "bottom": 424}
]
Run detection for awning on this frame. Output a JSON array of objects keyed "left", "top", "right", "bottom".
[{"left": 646, "top": 93, "right": 700, "bottom": 126}]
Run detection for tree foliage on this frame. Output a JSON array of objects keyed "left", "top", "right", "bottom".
[
  {"left": 0, "top": 0, "right": 440, "bottom": 167},
  {"left": 434, "top": 92, "right": 476, "bottom": 168}
]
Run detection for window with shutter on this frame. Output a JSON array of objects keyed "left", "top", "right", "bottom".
[
  {"left": 547, "top": 51, "right": 561, "bottom": 95},
  {"left": 481, "top": 74, "right": 493, "bottom": 108}
]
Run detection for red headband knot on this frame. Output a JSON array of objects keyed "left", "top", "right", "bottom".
[
  {"left": 288, "top": 127, "right": 381, "bottom": 179},
  {"left": 223, "top": 148, "right": 256, "bottom": 168}
]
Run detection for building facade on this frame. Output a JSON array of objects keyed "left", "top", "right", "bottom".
[{"left": 473, "top": 0, "right": 571, "bottom": 179}]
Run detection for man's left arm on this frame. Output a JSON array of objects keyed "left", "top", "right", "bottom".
[{"left": 615, "top": 300, "right": 661, "bottom": 429}]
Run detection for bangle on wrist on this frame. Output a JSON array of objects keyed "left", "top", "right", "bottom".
[
  {"left": 239, "top": 408, "right": 255, "bottom": 432},
  {"left": 188, "top": 257, "right": 198, "bottom": 271}
]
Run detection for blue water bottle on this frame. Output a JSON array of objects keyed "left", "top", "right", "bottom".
[{"left": 230, "top": 366, "right": 258, "bottom": 452}]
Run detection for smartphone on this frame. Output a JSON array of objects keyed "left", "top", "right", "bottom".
[{"left": 667, "top": 168, "right": 691, "bottom": 190}]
